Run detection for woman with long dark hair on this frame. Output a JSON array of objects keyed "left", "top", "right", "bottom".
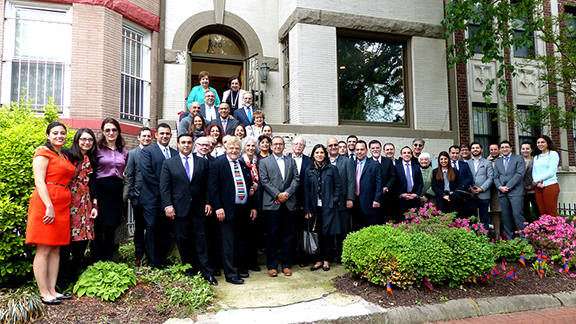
[
  {"left": 431, "top": 151, "right": 462, "bottom": 213},
  {"left": 58, "top": 128, "right": 98, "bottom": 289},
  {"left": 93, "top": 118, "right": 129, "bottom": 262},
  {"left": 532, "top": 135, "right": 560, "bottom": 216},
  {"left": 521, "top": 141, "right": 540, "bottom": 221},
  {"left": 187, "top": 113, "right": 206, "bottom": 142},
  {"left": 304, "top": 144, "right": 342, "bottom": 272},
  {"left": 205, "top": 124, "right": 225, "bottom": 157},
  {"left": 26, "top": 122, "right": 75, "bottom": 304}
]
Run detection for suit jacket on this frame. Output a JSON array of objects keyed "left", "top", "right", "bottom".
[
  {"left": 373, "top": 156, "right": 397, "bottom": 204},
  {"left": 140, "top": 144, "right": 179, "bottom": 206},
  {"left": 288, "top": 153, "right": 312, "bottom": 211},
  {"left": 431, "top": 168, "right": 462, "bottom": 199},
  {"left": 258, "top": 154, "right": 300, "bottom": 211},
  {"left": 395, "top": 161, "right": 424, "bottom": 196},
  {"left": 125, "top": 146, "right": 143, "bottom": 205},
  {"left": 160, "top": 154, "right": 209, "bottom": 217},
  {"left": 452, "top": 160, "right": 474, "bottom": 190},
  {"left": 493, "top": 153, "right": 526, "bottom": 197},
  {"left": 233, "top": 106, "right": 262, "bottom": 126},
  {"left": 466, "top": 157, "right": 494, "bottom": 200},
  {"left": 200, "top": 104, "right": 219, "bottom": 123},
  {"left": 355, "top": 158, "right": 383, "bottom": 215},
  {"left": 208, "top": 157, "right": 257, "bottom": 220},
  {"left": 332, "top": 155, "right": 356, "bottom": 211},
  {"left": 303, "top": 164, "right": 342, "bottom": 235},
  {"left": 208, "top": 117, "right": 240, "bottom": 136}
]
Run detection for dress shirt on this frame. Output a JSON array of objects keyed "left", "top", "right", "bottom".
[
  {"left": 206, "top": 105, "right": 217, "bottom": 122},
  {"left": 244, "top": 106, "right": 253, "bottom": 123},
  {"left": 292, "top": 154, "right": 303, "bottom": 174},
  {"left": 275, "top": 155, "right": 286, "bottom": 181},
  {"left": 443, "top": 170, "right": 450, "bottom": 192},
  {"left": 180, "top": 153, "right": 194, "bottom": 180},
  {"left": 96, "top": 146, "right": 129, "bottom": 179},
  {"left": 158, "top": 143, "right": 171, "bottom": 159},
  {"left": 330, "top": 156, "right": 338, "bottom": 165},
  {"left": 403, "top": 162, "right": 413, "bottom": 190},
  {"left": 227, "top": 156, "right": 248, "bottom": 204},
  {"left": 473, "top": 157, "right": 482, "bottom": 173},
  {"left": 356, "top": 157, "right": 366, "bottom": 176},
  {"left": 452, "top": 161, "right": 459, "bottom": 170}
]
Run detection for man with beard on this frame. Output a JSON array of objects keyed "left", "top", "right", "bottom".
[{"left": 467, "top": 142, "right": 493, "bottom": 232}]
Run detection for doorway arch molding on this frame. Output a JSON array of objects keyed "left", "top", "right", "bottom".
[{"left": 171, "top": 11, "right": 263, "bottom": 57}]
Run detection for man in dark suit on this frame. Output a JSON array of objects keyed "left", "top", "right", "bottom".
[
  {"left": 449, "top": 145, "right": 475, "bottom": 217},
  {"left": 288, "top": 136, "right": 311, "bottom": 267},
  {"left": 208, "top": 103, "right": 240, "bottom": 136},
  {"left": 233, "top": 92, "right": 261, "bottom": 126},
  {"left": 259, "top": 136, "right": 300, "bottom": 277},
  {"left": 369, "top": 140, "right": 397, "bottom": 224},
  {"left": 139, "top": 123, "right": 178, "bottom": 269},
  {"left": 346, "top": 135, "right": 358, "bottom": 160},
  {"left": 493, "top": 140, "right": 526, "bottom": 240},
  {"left": 395, "top": 146, "right": 424, "bottom": 215},
  {"left": 411, "top": 138, "right": 425, "bottom": 166},
  {"left": 351, "top": 140, "right": 382, "bottom": 231},
  {"left": 208, "top": 136, "right": 257, "bottom": 284},
  {"left": 125, "top": 126, "right": 152, "bottom": 267},
  {"left": 160, "top": 133, "right": 216, "bottom": 284},
  {"left": 327, "top": 137, "right": 355, "bottom": 257},
  {"left": 201, "top": 90, "right": 219, "bottom": 123},
  {"left": 384, "top": 143, "right": 397, "bottom": 165}
]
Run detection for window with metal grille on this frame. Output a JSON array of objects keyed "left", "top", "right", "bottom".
[
  {"left": 472, "top": 104, "right": 499, "bottom": 158},
  {"left": 2, "top": 2, "right": 71, "bottom": 110},
  {"left": 121, "top": 25, "right": 151, "bottom": 125},
  {"left": 517, "top": 106, "right": 541, "bottom": 146}
]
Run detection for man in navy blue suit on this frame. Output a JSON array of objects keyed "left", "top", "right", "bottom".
[
  {"left": 449, "top": 145, "right": 474, "bottom": 217},
  {"left": 395, "top": 146, "right": 423, "bottom": 215},
  {"left": 139, "top": 123, "right": 178, "bottom": 269},
  {"left": 233, "top": 92, "right": 261, "bottom": 126},
  {"left": 351, "top": 140, "right": 382, "bottom": 231}
]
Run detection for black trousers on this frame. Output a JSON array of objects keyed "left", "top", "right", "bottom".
[
  {"left": 189, "top": 211, "right": 214, "bottom": 278},
  {"left": 171, "top": 214, "right": 195, "bottom": 271},
  {"left": 220, "top": 204, "right": 249, "bottom": 279},
  {"left": 312, "top": 207, "right": 336, "bottom": 263},
  {"left": 132, "top": 203, "right": 146, "bottom": 259},
  {"left": 92, "top": 221, "right": 117, "bottom": 262},
  {"left": 266, "top": 204, "right": 295, "bottom": 270},
  {"left": 57, "top": 240, "right": 89, "bottom": 289},
  {"left": 142, "top": 203, "right": 171, "bottom": 268},
  {"left": 352, "top": 196, "right": 379, "bottom": 231}
]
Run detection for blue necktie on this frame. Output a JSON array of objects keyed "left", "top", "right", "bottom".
[
  {"left": 405, "top": 163, "right": 413, "bottom": 192},
  {"left": 247, "top": 108, "right": 252, "bottom": 124},
  {"left": 164, "top": 148, "right": 170, "bottom": 159}
]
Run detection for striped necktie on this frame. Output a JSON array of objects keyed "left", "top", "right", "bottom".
[{"left": 233, "top": 161, "right": 246, "bottom": 200}]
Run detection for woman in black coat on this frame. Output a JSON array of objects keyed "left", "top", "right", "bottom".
[
  {"left": 304, "top": 144, "right": 342, "bottom": 271},
  {"left": 431, "top": 151, "right": 462, "bottom": 213}
]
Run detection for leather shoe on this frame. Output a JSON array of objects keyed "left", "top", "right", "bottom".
[
  {"left": 214, "top": 269, "right": 222, "bottom": 277},
  {"left": 135, "top": 257, "right": 142, "bottom": 267},
  {"left": 239, "top": 270, "right": 249, "bottom": 278},
  {"left": 310, "top": 264, "right": 322, "bottom": 271},
  {"left": 56, "top": 294, "right": 72, "bottom": 300},
  {"left": 205, "top": 276, "right": 218, "bottom": 285},
  {"left": 268, "top": 269, "right": 278, "bottom": 277},
  {"left": 299, "top": 262, "right": 308, "bottom": 268},
  {"left": 250, "top": 266, "right": 261, "bottom": 272},
  {"left": 323, "top": 266, "right": 330, "bottom": 271},
  {"left": 226, "top": 277, "right": 244, "bottom": 285},
  {"left": 283, "top": 268, "right": 292, "bottom": 276},
  {"left": 41, "top": 298, "right": 61, "bottom": 305}
]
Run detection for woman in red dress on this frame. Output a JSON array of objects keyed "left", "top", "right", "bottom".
[{"left": 26, "top": 122, "right": 75, "bottom": 305}]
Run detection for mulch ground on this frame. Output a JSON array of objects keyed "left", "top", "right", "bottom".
[{"left": 333, "top": 262, "right": 576, "bottom": 308}]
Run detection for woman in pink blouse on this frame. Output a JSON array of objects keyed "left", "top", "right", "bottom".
[{"left": 92, "top": 118, "right": 129, "bottom": 262}]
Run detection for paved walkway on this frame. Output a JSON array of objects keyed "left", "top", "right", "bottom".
[{"left": 435, "top": 306, "right": 576, "bottom": 324}]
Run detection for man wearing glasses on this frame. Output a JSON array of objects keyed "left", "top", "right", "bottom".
[
  {"left": 201, "top": 90, "right": 219, "bottom": 123},
  {"left": 411, "top": 138, "right": 425, "bottom": 166}
]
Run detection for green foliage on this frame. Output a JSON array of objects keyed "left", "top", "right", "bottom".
[
  {"left": 73, "top": 261, "right": 137, "bottom": 302},
  {"left": 493, "top": 238, "right": 535, "bottom": 262},
  {"left": 118, "top": 242, "right": 137, "bottom": 267},
  {"left": 0, "top": 288, "right": 46, "bottom": 324},
  {"left": 533, "top": 261, "right": 553, "bottom": 278},
  {"left": 398, "top": 232, "right": 453, "bottom": 284},
  {"left": 142, "top": 263, "right": 215, "bottom": 316}
]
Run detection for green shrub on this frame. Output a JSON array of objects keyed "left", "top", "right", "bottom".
[
  {"left": 73, "top": 261, "right": 137, "bottom": 301},
  {"left": 0, "top": 288, "right": 46, "bottom": 324},
  {"left": 398, "top": 232, "right": 453, "bottom": 284},
  {"left": 493, "top": 237, "right": 535, "bottom": 262}
]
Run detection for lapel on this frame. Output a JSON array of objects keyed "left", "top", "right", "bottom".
[
  {"left": 360, "top": 158, "right": 369, "bottom": 177},
  {"left": 283, "top": 156, "right": 291, "bottom": 183},
  {"left": 224, "top": 158, "right": 235, "bottom": 183},
  {"left": 173, "top": 154, "right": 191, "bottom": 182}
]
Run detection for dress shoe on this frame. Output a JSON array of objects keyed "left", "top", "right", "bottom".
[
  {"left": 323, "top": 266, "right": 330, "bottom": 271},
  {"left": 310, "top": 264, "right": 322, "bottom": 271},
  {"left": 214, "top": 269, "right": 222, "bottom": 277},
  {"left": 226, "top": 277, "right": 244, "bottom": 284},
  {"left": 283, "top": 268, "right": 292, "bottom": 276},
  {"left": 41, "top": 298, "right": 61, "bottom": 305},
  {"left": 299, "top": 262, "right": 308, "bottom": 268},
  {"left": 239, "top": 270, "right": 249, "bottom": 278},
  {"left": 250, "top": 266, "right": 261, "bottom": 272},
  {"left": 135, "top": 257, "right": 142, "bottom": 267},
  {"left": 268, "top": 269, "right": 278, "bottom": 277},
  {"left": 56, "top": 294, "right": 72, "bottom": 300},
  {"left": 205, "top": 276, "right": 218, "bottom": 285}
]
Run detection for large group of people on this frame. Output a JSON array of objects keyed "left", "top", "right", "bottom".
[{"left": 25, "top": 70, "right": 562, "bottom": 303}]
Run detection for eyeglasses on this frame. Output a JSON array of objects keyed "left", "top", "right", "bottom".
[
  {"left": 205, "top": 95, "right": 215, "bottom": 98},
  {"left": 292, "top": 143, "right": 305, "bottom": 147},
  {"left": 327, "top": 144, "right": 338, "bottom": 148},
  {"left": 197, "top": 143, "right": 210, "bottom": 147},
  {"left": 413, "top": 143, "right": 423, "bottom": 147},
  {"left": 79, "top": 138, "right": 94, "bottom": 143},
  {"left": 272, "top": 143, "right": 284, "bottom": 146},
  {"left": 104, "top": 128, "right": 118, "bottom": 133}
]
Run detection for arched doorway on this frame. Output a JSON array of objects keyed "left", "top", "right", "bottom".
[{"left": 186, "top": 26, "right": 261, "bottom": 107}]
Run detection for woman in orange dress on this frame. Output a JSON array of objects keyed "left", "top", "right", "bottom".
[{"left": 26, "top": 121, "right": 75, "bottom": 305}]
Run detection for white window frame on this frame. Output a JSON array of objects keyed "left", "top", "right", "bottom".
[
  {"left": 1, "top": 0, "right": 72, "bottom": 115},
  {"left": 120, "top": 20, "right": 151, "bottom": 126}
]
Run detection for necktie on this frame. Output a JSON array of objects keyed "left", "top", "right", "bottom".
[
  {"left": 504, "top": 156, "right": 509, "bottom": 173},
  {"left": 164, "top": 147, "right": 170, "bottom": 159},
  {"left": 452, "top": 161, "right": 457, "bottom": 169},
  {"left": 222, "top": 118, "right": 227, "bottom": 132},
  {"left": 355, "top": 160, "right": 361, "bottom": 195},
  {"left": 233, "top": 161, "right": 246, "bottom": 200},
  {"left": 247, "top": 108, "right": 252, "bottom": 124},
  {"left": 405, "top": 163, "right": 413, "bottom": 192},
  {"left": 184, "top": 156, "right": 191, "bottom": 181}
]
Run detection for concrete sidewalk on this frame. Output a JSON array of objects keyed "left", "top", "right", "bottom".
[{"left": 164, "top": 264, "right": 576, "bottom": 324}]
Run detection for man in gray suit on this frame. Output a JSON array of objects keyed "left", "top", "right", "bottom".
[
  {"left": 493, "top": 140, "right": 526, "bottom": 240},
  {"left": 327, "top": 137, "right": 355, "bottom": 258},
  {"left": 259, "top": 136, "right": 300, "bottom": 277},
  {"left": 467, "top": 142, "right": 493, "bottom": 232},
  {"left": 125, "top": 127, "right": 152, "bottom": 266}
]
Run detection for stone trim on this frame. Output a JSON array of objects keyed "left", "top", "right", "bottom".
[
  {"left": 279, "top": 8, "right": 445, "bottom": 41},
  {"left": 171, "top": 10, "right": 262, "bottom": 57},
  {"left": 269, "top": 124, "right": 453, "bottom": 139}
]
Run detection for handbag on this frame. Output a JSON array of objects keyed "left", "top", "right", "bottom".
[{"left": 298, "top": 217, "right": 320, "bottom": 255}]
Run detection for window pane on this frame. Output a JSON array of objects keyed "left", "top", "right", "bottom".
[
  {"left": 121, "top": 26, "right": 150, "bottom": 124},
  {"left": 473, "top": 105, "right": 499, "bottom": 158},
  {"left": 191, "top": 34, "right": 242, "bottom": 56},
  {"left": 338, "top": 38, "right": 405, "bottom": 123}
]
